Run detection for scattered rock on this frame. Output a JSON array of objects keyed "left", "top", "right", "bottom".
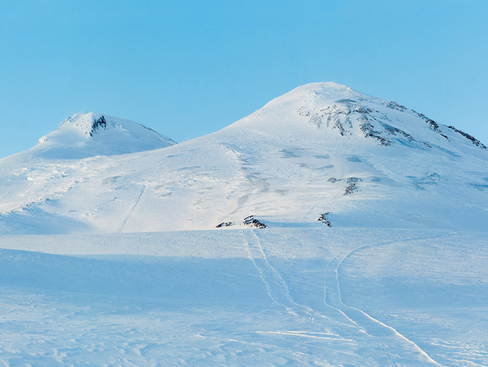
[
  {"left": 360, "top": 122, "right": 392, "bottom": 146},
  {"left": 216, "top": 215, "right": 266, "bottom": 229},
  {"left": 216, "top": 222, "right": 233, "bottom": 228},
  {"left": 412, "top": 111, "right": 442, "bottom": 133},
  {"left": 328, "top": 177, "right": 362, "bottom": 195},
  {"left": 381, "top": 123, "right": 415, "bottom": 142},
  {"left": 447, "top": 126, "right": 487, "bottom": 149},
  {"left": 90, "top": 116, "right": 107, "bottom": 137},
  {"left": 317, "top": 212, "right": 331, "bottom": 227},
  {"left": 425, "top": 118, "right": 441, "bottom": 133},
  {"left": 384, "top": 101, "right": 407, "bottom": 111},
  {"left": 344, "top": 177, "right": 362, "bottom": 195},
  {"left": 243, "top": 215, "right": 267, "bottom": 229},
  {"left": 300, "top": 104, "right": 373, "bottom": 135}
]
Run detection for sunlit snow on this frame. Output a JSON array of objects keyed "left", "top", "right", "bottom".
[{"left": 0, "top": 83, "right": 487, "bottom": 366}]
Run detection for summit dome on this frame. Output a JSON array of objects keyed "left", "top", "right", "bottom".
[{"left": 36, "top": 113, "right": 176, "bottom": 159}]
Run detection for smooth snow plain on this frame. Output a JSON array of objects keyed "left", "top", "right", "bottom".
[{"left": 1, "top": 83, "right": 487, "bottom": 366}]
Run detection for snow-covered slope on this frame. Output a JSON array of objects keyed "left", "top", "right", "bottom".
[
  {"left": 1, "top": 83, "right": 488, "bottom": 366},
  {"left": 0, "top": 83, "right": 486, "bottom": 234},
  {"left": 35, "top": 112, "right": 176, "bottom": 159}
]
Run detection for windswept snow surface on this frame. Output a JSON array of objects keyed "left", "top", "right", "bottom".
[
  {"left": 0, "top": 83, "right": 487, "bottom": 365},
  {"left": 0, "top": 229, "right": 487, "bottom": 366}
]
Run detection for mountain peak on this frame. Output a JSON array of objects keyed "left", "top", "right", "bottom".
[
  {"left": 288, "top": 81, "right": 353, "bottom": 95},
  {"left": 36, "top": 113, "right": 176, "bottom": 159},
  {"left": 0, "top": 84, "right": 487, "bottom": 236},
  {"left": 57, "top": 112, "right": 110, "bottom": 138},
  {"left": 262, "top": 82, "right": 356, "bottom": 109},
  {"left": 232, "top": 82, "right": 486, "bottom": 152}
]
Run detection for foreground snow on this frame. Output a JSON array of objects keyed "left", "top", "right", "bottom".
[{"left": 0, "top": 228, "right": 487, "bottom": 366}]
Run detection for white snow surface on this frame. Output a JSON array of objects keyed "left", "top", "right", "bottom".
[
  {"left": 35, "top": 112, "right": 176, "bottom": 159},
  {"left": 0, "top": 83, "right": 486, "bottom": 234},
  {"left": 0, "top": 229, "right": 487, "bottom": 366},
  {"left": 0, "top": 82, "right": 487, "bottom": 365}
]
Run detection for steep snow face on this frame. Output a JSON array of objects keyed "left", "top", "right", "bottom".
[
  {"left": 0, "top": 83, "right": 487, "bottom": 234},
  {"left": 36, "top": 112, "right": 176, "bottom": 159}
]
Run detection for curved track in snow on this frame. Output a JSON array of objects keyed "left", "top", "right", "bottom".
[
  {"left": 246, "top": 229, "right": 442, "bottom": 366},
  {"left": 324, "top": 236, "right": 443, "bottom": 366}
]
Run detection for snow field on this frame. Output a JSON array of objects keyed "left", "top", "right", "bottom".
[
  {"left": 1, "top": 82, "right": 487, "bottom": 365},
  {"left": 0, "top": 228, "right": 486, "bottom": 366}
]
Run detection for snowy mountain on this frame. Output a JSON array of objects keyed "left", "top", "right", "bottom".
[
  {"left": 1, "top": 83, "right": 488, "bottom": 366},
  {"left": 0, "top": 82, "right": 486, "bottom": 234},
  {"left": 35, "top": 112, "right": 176, "bottom": 159}
]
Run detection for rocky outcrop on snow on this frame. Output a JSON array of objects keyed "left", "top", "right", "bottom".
[
  {"left": 216, "top": 215, "right": 266, "bottom": 229},
  {"left": 447, "top": 126, "right": 487, "bottom": 149},
  {"left": 317, "top": 212, "right": 331, "bottom": 226}
]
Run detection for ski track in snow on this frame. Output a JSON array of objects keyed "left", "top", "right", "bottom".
[
  {"left": 117, "top": 184, "right": 146, "bottom": 233},
  {"left": 0, "top": 229, "right": 486, "bottom": 365},
  {"left": 325, "top": 235, "right": 444, "bottom": 366},
  {"left": 243, "top": 229, "right": 295, "bottom": 308},
  {"left": 242, "top": 230, "right": 355, "bottom": 344},
  {"left": 244, "top": 229, "right": 443, "bottom": 365},
  {"left": 1, "top": 82, "right": 488, "bottom": 365}
]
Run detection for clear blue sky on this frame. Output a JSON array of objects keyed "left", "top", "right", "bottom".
[{"left": 1, "top": 0, "right": 487, "bottom": 158}]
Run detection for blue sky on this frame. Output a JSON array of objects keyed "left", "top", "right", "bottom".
[{"left": 1, "top": 0, "right": 487, "bottom": 158}]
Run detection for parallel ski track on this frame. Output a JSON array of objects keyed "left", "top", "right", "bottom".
[
  {"left": 245, "top": 229, "right": 443, "bottom": 366},
  {"left": 242, "top": 230, "right": 351, "bottom": 334}
]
